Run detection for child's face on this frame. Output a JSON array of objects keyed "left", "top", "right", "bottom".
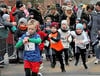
[
  {"left": 46, "top": 26, "right": 50, "bottom": 30},
  {"left": 28, "top": 25, "right": 36, "bottom": 35},
  {"left": 20, "top": 23, "right": 26, "bottom": 27},
  {"left": 62, "top": 23, "right": 67, "bottom": 30},
  {"left": 27, "top": 4, "right": 32, "bottom": 8},
  {"left": 76, "top": 20, "right": 79, "bottom": 24},
  {"left": 65, "top": 10, "right": 72, "bottom": 15},
  {"left": 51, "top": 9, "right": 56, "bottom": 14},
  {"left": 51, "top": 27, "right": 57, "bottom": 33},
  {"left": 6, "top": 17, "right": 10, "bottom": 22},
  {"left": 46, "top": 19, "right": 51, "bottom": 23},
  {"left": 19, "top": 6, "right": 24, "bottom": 11},
  {"left": 76, "top": 28, "right": 82, "bottom": 34},
  {"left": 83, "top": 23, "right": 86, "bottom": 29}
]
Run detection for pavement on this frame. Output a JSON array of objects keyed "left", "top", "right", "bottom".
[{"left": 0, "top": 56, "right": 100, "bottom": 76}]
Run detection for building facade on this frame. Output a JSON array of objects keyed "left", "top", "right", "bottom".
[{"left": 0, "top": 0, "right": 16, "bottom": 7}]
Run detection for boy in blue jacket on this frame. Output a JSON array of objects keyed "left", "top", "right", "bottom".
[{"left": 16, "top": 19, "right": 41, "bottom": 76}]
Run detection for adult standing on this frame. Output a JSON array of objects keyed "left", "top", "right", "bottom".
[
  {"left": 89, "top": 1, "right": 100, "bottom": 64},
  {"left": 60, "top": 6, "right": 76, "bottom": 30}
]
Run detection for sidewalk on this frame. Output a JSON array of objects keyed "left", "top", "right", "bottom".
[{"left": 0, "top": 57, "right": 100, "bottom": 76}]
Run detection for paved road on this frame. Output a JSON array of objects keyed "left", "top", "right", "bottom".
[{"left": 0, "top": 56, "right": 100, "bottom": 76}]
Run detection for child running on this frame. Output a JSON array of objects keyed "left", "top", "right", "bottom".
[
  {"left": 42, "top": 22, "right": 66, "bottom": 72},
  {"left": 70, "top": 23, "right": 88, "bottom": 69},
  {"left": 16, "top": 19, "right": 41, "bottom": 76}
]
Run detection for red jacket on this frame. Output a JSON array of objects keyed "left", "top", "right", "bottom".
[
  {"left": 6, "top": 7, "right": 16, "bottom": 44},
  {"left": 10, "top": 6, "right": 16, "bottom": 22},
  {"left": 37, "top": 31, "right": 47, "bottom": 51}
]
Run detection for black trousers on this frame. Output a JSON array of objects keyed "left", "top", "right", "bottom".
[
  {"left": 25, "top": 68, "right": 38, "bottom": 76},
  {"left": 62, "top": 49, "right": 69, "bottom": 63},
  {"left": 51, "top": 49, "right": 65, "bottom": 70},
  {"left": 75, "top": 47, "right": 86, "bottom": 65}
]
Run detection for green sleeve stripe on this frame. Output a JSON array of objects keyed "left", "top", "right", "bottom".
[
  {"left": 15, "top": 40, "right": 23, "bottom": 48},
  {"left": 28, "top": 38, "right": 41, "bottom": 44}
]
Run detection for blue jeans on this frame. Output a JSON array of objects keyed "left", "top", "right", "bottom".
[{"left": 94, "top": 46, "right": 100, "bottom": 59}]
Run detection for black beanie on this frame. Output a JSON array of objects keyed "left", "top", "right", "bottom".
[
  {"left": 16, "top": 0, "right": 23, "bottom": 9},
  {"left": 0, "top": 3, "right": 8, "bottom": 9},
  {"left": 96, "top": 1, "right": 100, "bottom": 6}
]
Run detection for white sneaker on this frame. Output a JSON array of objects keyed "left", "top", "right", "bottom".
[
  {"left": 94, "top": 59, "right": 99, "bottom": 64},
  {"left": 69, "top": 58, "right": 72, "bottom": 61},
  {"left": 38, "top": 72, "right": 42, "bottom": 76}
]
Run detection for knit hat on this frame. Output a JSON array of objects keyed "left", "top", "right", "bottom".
[
  {"left": 27, "top": 2, "right": 32, "bottom": 6},
  {"left": 18, "top": 18, "right": 27, "bottom": 26},
  {"left": 16, "top": 0, "right": 23, "bottom": 9},
  {"left": 76, "top": 18, "right": 81, "bottom": 23},
  {"left": 65, "top": 6, "right": 72, "bottom": 10},
  {"left": 76, "top": 23, "right": 83, "bottom": 30},
  {"left": 51, "top": 4, "right": 56, "bottom": 10},
  {"left": 61, "top": 20, "right": 69, "bottom": 30},
  {"left": 65, "top": 0, "right": 71, "bottom": 3},
  {"left": 96, "top": 1, "right": 100, "bottom": 6},
  {"left": 2, "top": 14, "right": 10, "bottom": 21},
  {"left": 0, "top": 3, "right": 8, "bottom": 9},
  {"left": 51, "top": 22, "right": 59, "bottom": 29},
  {"left": 61, "top": 20, "right": 69, "bottom": 26}
]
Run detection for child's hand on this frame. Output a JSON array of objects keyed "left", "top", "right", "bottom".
[
  {"left": 24, "top": 37, "right": 29, "bottom": 40},
  {"left": 12, "top": 22, "right": 16, "bottom": 26},
  {"left": 79, "top": 41, "right": 83, "bottom": 44},
  {"left": 23, "top": 39, "right": 27, "bottom": 44},
  {"left": 30, "top": 15, "right": 34, "bottom": 18},
  {"left": 73, "top": 39, "right": 76, "bottom": 42},
  {"left": 66, "top": 35, "right": 68, "bottom": 39},
  {"left": 49, "top": 34, "right": 52, "bottom": 38},
  {"left": 66, "top": 35, "right": 69, "bottom": 42},
  {"left": 98, "top": 31, "right": 100, "bottom": 34},
  {"left": 23, "top": 37, "right": 29, "bottom": 44}
]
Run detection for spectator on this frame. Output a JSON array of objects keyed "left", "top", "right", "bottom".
[
  {"left": 14, "top": 18, "right": 27, "bottom": 63},
  {"left": 89, "top": 1, "right": 100, "bottom": 64},
  {"left": 45, "top": 4, "right": 60, "bottom": 23},
  {"left": 60, "top": 6, "right": 76, "bottom": 30},
  {"left": 13, "top": 0, "right": 25, "bottom": 24}
]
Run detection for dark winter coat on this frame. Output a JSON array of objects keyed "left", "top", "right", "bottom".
[
  {"left": 89, "top": 11, "right": 100, "bottom": 42},
  {"left": 46, "top": 11, "right": 60, "bottom": 23},
  {"left": 12, "top": 9, "right": 26, "bottom": 24},
  {"left": 33, "top": 8, "right": 43, "bottom": 25},
  {"left": 60, "top": 12, "right": 76, "bottom": 29}
]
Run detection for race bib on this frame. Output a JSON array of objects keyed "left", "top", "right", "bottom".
[
  {"left": 24, "top": 42, "right": 35, "bottom": 51},
  {"left": 44, "top": 40, "right": 49, "bottom": 47}
]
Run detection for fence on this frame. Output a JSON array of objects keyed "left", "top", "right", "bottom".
[{"left": 0, "top": 26, "right": 16, "bottom": 65}]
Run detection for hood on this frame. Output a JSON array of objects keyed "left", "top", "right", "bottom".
[
  {"left": 18, "top": 17, "right": 27, "bottom": 26},
  {"left": 61, "top": 20, "right": 69, "bottom": 31},
  {"left": 2, "top": 14, "right": 10, "bottom": 21}
]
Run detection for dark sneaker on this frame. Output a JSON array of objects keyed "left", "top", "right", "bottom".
[
  {"left": 61, "top": 69, "right": 66, "bottom": 72},
  {"left": 51, "top": 63, "right": 56, "bottom": 68},
  {"left": 83, "top": 64, "right": 88, "bottom": 69},
  {"left": 65, "top": 62, "right": 69, "bottom": 66},
  {"left": 75, "top": 62, "right": 78, "bottom": 66},
  {"left": 0, "top": 65, "right": 4, "bottom": 68}
]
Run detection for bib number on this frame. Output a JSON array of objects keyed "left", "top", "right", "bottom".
[{"left": 25, "top": 43, "right": 35, "bottom": 51}]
